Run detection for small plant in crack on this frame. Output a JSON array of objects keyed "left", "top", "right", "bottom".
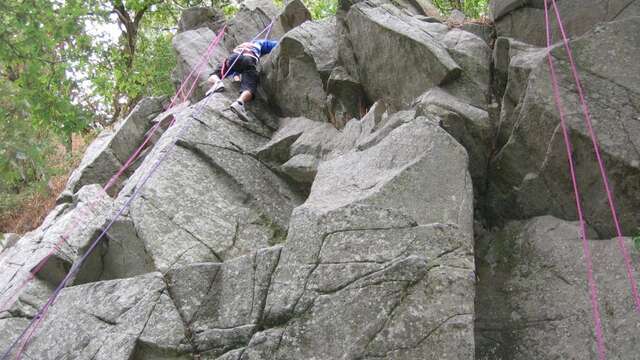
[{"left": 633, "top": 229, "right": 640, "bottom": 251}]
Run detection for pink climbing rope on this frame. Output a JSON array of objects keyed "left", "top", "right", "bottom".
[
  {"left": 264, "top": 19, "right": 274, "bottom": 40},
  {"left": 549, "top": 0, "right": 640, "bottom": 314},
  {"left": 0, "top": 26, "right": 227, "bottom": 317},
  {"left": 103, "top": 27, "right": 224, "bottom": 190},
  {"left": 5, "top": 27, "right": 229, "bottom": 360},
  {"left": 4, "top": 18, "right": 278, "bottom": 358},
  {"left": 544, "top": 0, "right": 606, "bottom": 358}
]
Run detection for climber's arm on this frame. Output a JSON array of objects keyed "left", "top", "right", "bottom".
[{"left": 256, "top": 40, "right": 278, "bottom": 56}]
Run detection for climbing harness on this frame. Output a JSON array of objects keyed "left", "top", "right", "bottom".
[
  {"left": 544, "top": 0, "right": 640, "bottom": 359},
  {"left": 233, "top": 42, "right": 262, "bottom": 61},
  {"left": 1, "top": 18, "right": 275, "bottom": 360}
]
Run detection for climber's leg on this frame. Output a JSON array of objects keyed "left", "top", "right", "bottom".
[
  {"left": 237, "top": 65, "right": 258, "bottom": 104},
  {"left": 230, "top": 57, "right": 258, "bottom": 121},
  {"left": 238, "top": 90, "right": 253, "bottom": 103}
]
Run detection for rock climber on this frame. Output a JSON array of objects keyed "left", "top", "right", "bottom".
[{"left": 206, "top": 39, "right": 278, "bottom": 121}]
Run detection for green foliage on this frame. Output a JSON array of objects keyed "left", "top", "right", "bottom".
[
  {"left": 304, "top": 0, "right": 338, "bottom": 19},
  {"left": 222, "top": 3, "right": 241, "bottom": 17},
  {"left": 633, "top": 231, "right": 640, "bottom": 251},
  {"left": 1, "top": 0, "right": 179, "bottom": 212},
  {"left": 0, "top": 103, "right": 56, "bottom": 194},
  {"left": 0, "top": 0, "right": 91, "bottom": 195},
  {"left": 87, "top": 23, "right": 177, "bottom": 118},
  {"left": 84, "top": 0, "right": 181, "bottom": 120},
  {"left": 432, "top": 0, "right": 489, "bottom": 19},
  {"left": 0, "top": 0, "right": 92, "bottom": 140}
]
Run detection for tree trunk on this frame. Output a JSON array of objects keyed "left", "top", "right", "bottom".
[{"left": 111, "top": 0, "right": 150, "bottom": 120}]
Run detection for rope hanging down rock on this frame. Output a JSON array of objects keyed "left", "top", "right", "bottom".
[
  {"left": 0, "top": 27, "right": 227, "bottom": 360},
  {"left": 2, "top": 18, "right": 275, "bottom": 360},
  {"left": 0, "top": 10, "right": 276, "bottom": 314},
  {"left": 547, "top": 0, "right": 640, "bottom": 316},
  {"left": 0, "top": 25, "right": 225, "bottom": 319},
  {"left": 544, "top": 0, "right": 640, "bottom": 359}
]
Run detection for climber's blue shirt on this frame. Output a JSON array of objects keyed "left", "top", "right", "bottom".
[
  {"left": 233, "top": 40, "right": 279, "bottom": 60},
  {"left": 254, "top": 40, "right": 278, "bottom": 57}
]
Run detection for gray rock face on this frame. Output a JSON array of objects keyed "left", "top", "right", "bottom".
[
  {"left": 274, "top": 0, "right": 312, "bottom": 33},
  {"left": 166, "top": 247, "right": 281, "bottom": 357},
  {"left": 326, "top": 65, "right": 367, "bottom": 127},
  {"left": 5, "top": 2, "right": 640, "bottom": 359},
  {"left": 487, "top": 17, "right": 640, "bottom": 237},
  {"left": 461, "top": 22, "right": 494, "bottom": 45},
  {"left": 118, "top": 94, "right": 303, "bottom": 272},
  {"left": 344, "top": 2, "right": 460, "bottom": 109},
  {"left": 280, "top": 153, "right": 319, "bottom": 183},
  {"left": 491, "top": 0, "right": 640, "bottom": 46},
  {"left": 438, "top": 28, "right": 492, "bottom": 110},
  {"left": 0, "top": 233, "right": 19, "bottom": 253},
  {"left": 173, "top": 28, "right": 229, "bottom": 102},
  {"left": 340, "top": 0, "right": 440, "bottom": 16},
  {"left": 341, "top": 2, "right": 491, "bottom": 111},
  {"left": 258, "top": 115, "right": 475, "bottom": 359},
  {"left": 0, "top": 185, "right": 114, "bottom": 320},
  {"left": 476, "top": 216, "right": 640, "bottom": 359},
  {"left": 242, "top": 0, "right": 281, "bottom": 18},
  {"left": 255, "top": 116, "right": 323, "bottom": 165},
  {"left": 492, "top": 37, "right": 551, "bottom": 150},
  {"left": 415, "top": 87, "right": 493, "bottom": 188},
  {"left": 0, "top": 318, "right": 29, "bottom": 357},
  {"left": 224, "top": 3, "right": 277, "bottom": 52},
  {"left": 19, "top": 273, "right": 190, "bottom": 360},
  {"left": 64, "top": 97, "right": 167, "bottom": 197},
  {"left": 258, "top": 102, "right": 441, "bottom": 187},
  {"left": 262, "top": 18, "right": 337, "bottom": 121},
  {"left": 177, "top": 7, "right": 225, "bottom": 33}
]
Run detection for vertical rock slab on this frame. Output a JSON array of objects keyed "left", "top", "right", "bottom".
[
  {"left": 177, "top": 7, "right": 225, "bottom": 34},
  {"left": 438, "top": 28, "right": 492, "bottom": 110},
  {"left": 173, "top": 27, "right": 228, "bottom": 101},
  {"left": 255, "top": 114, "right": 475, "bottom": 359},
  {"left": 492, "top": 38, "right": 550, "bottom": 148},
  {"left": 194, "top": 248, "right": 281, "bottom": 357},
  {"left": 491, "top": 0, "right": 640, "bottom": 46},
  {"left": 224, "top": 2, "right": 277, "bottom": 51},
  {"left": 261, "top": 18, "right": 338, "bottom": 121},
  {"left": 162, "top": 247, "right": 281, "bottom": 358},
  {"left": 415, "top": 87, "right": 493, "bottom": 190},
  {"left": 133, "top": 291, "right": 193, "bottom": 359},
  {"left": 344, "top": 2, "right": 460, "bottom": 109},
  {"left": 476, "top": 216, "right": 640, "bottom": 359},
  {"left": 326, "top": 65, "right": 367, "bottom": 127},
  {"left": 274, "top": 0, "right": 312, "bottom": 34},
  {"left": 487, "top": 18, "right": 640, "bottom": 237}
]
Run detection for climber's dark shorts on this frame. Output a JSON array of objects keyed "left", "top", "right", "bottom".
[{"left": 215, "top": 53, "right": 259, "bottom": 95}]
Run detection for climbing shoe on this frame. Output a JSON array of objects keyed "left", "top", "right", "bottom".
[{"left": 230, "top": 101, "right": 249, "bottom": 122}]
